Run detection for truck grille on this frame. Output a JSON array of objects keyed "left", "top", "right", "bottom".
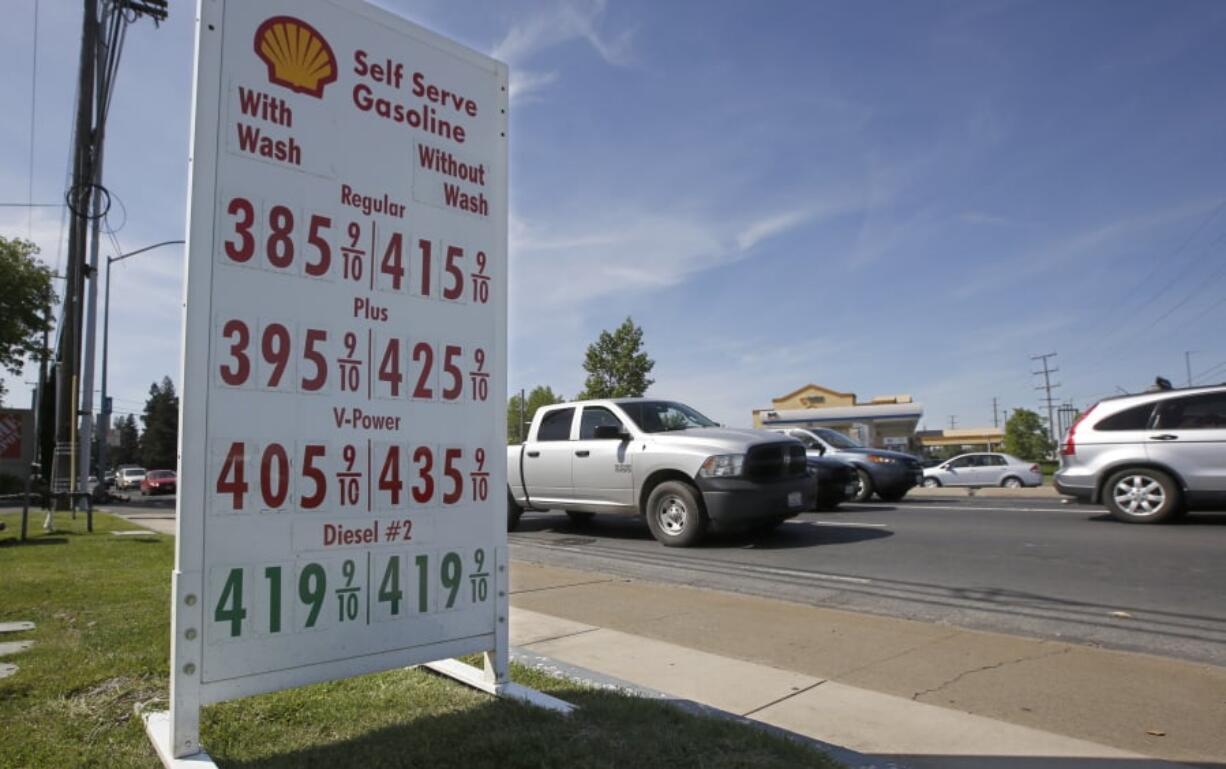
[{"left": 744, "top": 443, "right": 808, "bottom": 480}]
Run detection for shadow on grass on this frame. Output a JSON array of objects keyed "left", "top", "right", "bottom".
[
  {"left": 203, "top": 673, "right": 841, "bottom": 769},
  {"left": 0, "top": 536, "right": 68, "bottom": 548}
]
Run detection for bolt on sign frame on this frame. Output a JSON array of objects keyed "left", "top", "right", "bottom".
[{"left": 145, "top": 1, "right": 570, "bottom": 764}]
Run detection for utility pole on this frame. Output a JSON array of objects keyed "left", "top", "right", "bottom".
[
  {"left": 1031, "top": 352, "right": 1061, "bottom": 449},
  {"left": 52, "top": 0, "right": 99, "bottom": 512},
  {"left": 1185, "top": 351, "right": 1194, "bottom": 388},
  {"left": 992, "top": 397, "right": 999, "bottom": 428},
  {"left": 49, "top": 0, "right": 168, "bottom": 513},
  {"left": 948, "top": 415, "right": 957, "bottom": 430}
]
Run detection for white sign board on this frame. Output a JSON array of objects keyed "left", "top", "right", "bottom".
[{"left": 160, "top": 0, "right": 509, "bottom": 758}]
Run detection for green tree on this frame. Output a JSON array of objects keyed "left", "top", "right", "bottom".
[
  {"left": 0, "top": 237, "right": 56, "bottom": 404},
  {"left": 1004, "top": 408, "right": 1053, "bottom": 462},
  {"left": 140, "top": 377, "right": 179, "bottom": 470},
  {"left": 507, "top": 385, "right": 564, "bottom": 442},
  {"left": 112, "top": 414, "right": 141, "bottom": 467},
  {"left": 577, "top": 317, "right": 655, "bottom": 399}
]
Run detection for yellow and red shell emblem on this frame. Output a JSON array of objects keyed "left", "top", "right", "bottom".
[{"left": 253, "top": 16, "right": 337, "bottom": 98}]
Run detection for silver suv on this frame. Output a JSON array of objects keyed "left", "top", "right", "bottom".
[{"left": 1054, "top": 384, "right": 1226, "bottom": 523}]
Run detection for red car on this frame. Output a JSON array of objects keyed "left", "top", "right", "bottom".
[{"left": 140, "top": 469, "right": 177, "bottom": 496}]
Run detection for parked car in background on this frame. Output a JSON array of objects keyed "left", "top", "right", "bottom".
[
  {"left": 768, "top": 427, "right": 923, "bottom": 502},
  {"left": 140, "top": 469, "right": 177, "bottom": 496},
  {"left": 116, "top": 467, "right": 147, "bottom": 490},
  {"left": 1055, "top": 383, "right": 1226, "bottom": 523},
  {"left": 923, "top": 453, "right": 1043, "bottom": 488}
]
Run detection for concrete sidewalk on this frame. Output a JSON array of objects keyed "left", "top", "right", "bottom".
[{"left": 510, "top": 562, "right": 1225, "bottom": 769}]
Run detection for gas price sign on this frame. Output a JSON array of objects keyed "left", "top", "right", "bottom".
[{"left": 161, "top": 0, "right": 508, "bottom": 757}]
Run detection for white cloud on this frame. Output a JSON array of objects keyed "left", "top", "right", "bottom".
[
  {"left": 507, "top": 69, "right": 560, "bottom": 103},
  {"left": 492, "top": 0, "right": 633, "bottom": 102},
  {"left": 735, "top": 210, "right": 813, "bottom": 251}
]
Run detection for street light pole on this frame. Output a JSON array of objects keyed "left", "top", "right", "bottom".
[{"left": 97, "top": 239, "right": 185, "bottom": 475}]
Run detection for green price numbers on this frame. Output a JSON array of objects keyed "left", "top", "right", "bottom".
[{"left": 210, "top": 548, "right": 491, "bottom": 639}]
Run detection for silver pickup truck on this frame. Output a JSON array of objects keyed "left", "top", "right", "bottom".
[{"left": 506, "top": 398, "right": 814, "bottom": 546}]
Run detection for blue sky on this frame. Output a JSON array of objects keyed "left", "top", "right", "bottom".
[{"left": 3, "top": 0, "right": 1225, "bottom": 430}]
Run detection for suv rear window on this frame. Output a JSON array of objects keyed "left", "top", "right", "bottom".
[
  {"left": 1094, "top": 404, "right": 1154, "bottom": 431},
  {"left": 536, "top": 408, "right": 574, "bottom": 441},
  {"left": 1155, "top": 393, "right": 1226, "bottom": 429}
]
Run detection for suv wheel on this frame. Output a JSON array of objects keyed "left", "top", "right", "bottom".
[
  {"left": 851, "top": 468, "right": 874, "bottom": 502},
  {"left": 1104, "top": 469, "right": 1181, "bottom": 524},
  {"left": 645, "top": 481, "right": 707, "bottom": 547}
]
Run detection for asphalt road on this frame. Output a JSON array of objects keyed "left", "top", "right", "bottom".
[{"left": 508, "top": 496, "right": 1226, "bottom": 667}]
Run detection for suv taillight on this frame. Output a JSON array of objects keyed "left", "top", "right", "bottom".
[{"left": 1060, "top": 403, "right": 1098, "bottom": 456}]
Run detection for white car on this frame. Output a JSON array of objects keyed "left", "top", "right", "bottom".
[
  {"left": 922, "top": 453, "right": 1042, "bottom": 488},
  {"left": 116, "top": 467, "right": 148, "bottom": 490}
]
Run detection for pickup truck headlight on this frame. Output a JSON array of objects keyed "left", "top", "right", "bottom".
[
  {"left": 698, "top": 454, "right": 745, "bottom": 478},
  {"left": 867, "top": 454, "right": 897, "bottom": 464}
]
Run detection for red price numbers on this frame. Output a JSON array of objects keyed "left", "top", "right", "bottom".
[
  {"left": 212, "top": 442, "right": 490, "bottom": 513},
  {"left": 375, "top": 338, "right": 487, "bottom": 403},
  {"left": 217, "top": 320, "right": 357, "bottom": 394},
  {"left": 408, "top": 446, "right": 478, "bottom": 506},
  {"left": 415, "top": 241, "right": 491, "bottom": 304},
  {"left": 223, "top": 197, "right": 331, "bottom": 277}
]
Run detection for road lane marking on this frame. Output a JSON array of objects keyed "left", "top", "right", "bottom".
[
  {"left": 809, "top": 521, "right": 889, "bottom": 528},
  {"left": 850, "top": 503, "right": 1083, "bottom": 514}
]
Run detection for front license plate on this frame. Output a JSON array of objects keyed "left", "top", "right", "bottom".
[{"left": 788, "top": 491, "right": 802, "bottom": 508}]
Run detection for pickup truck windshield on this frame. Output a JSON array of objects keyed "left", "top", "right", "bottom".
[{"left": 619, "top": 401, "right": 718, "bottom": 433}]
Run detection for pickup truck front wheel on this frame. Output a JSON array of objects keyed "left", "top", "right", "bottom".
[{"left": 645, "top": 481, "right": 707, "bottom": 547}]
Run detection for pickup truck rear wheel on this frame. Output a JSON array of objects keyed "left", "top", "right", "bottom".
[
  {"left": 645, "top": 481, "right": 707, "bottom": 547},
  {"left": 507, "top": 490, "right": 523, "bottom": 532}
]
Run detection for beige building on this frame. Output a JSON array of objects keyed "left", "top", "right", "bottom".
[
  {"left": 753, "top": 384, "right": 924, "bottom": 452},
  {"left": 915, "top": 427, "right": 1006, "bottom": 454},
  {"left": 754, "top": 384, "right": 1003, "bottom": 456}
]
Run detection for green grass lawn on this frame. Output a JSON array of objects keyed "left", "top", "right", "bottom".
[{"left": 0, "top": 512, "right": 842, "bottom": 769}]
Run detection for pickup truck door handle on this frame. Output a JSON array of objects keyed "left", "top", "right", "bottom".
[
  {"left": 574, "top": 450, "right": 590, "bottom": 457},
  {"left": 1149, "top": 434, "right": 1178, "bottom": 441},
  {"left": 526, "top": 450, "right": 540, "bottom": 458}
]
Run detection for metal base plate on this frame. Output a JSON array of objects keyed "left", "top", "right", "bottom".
[
  {"left": 143, "top": 711, "right": 218, "bottom": 769},
  {"left": 423, "top": 658, "right": 575, "bottom": 714}
]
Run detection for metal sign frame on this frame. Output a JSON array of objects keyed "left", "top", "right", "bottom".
[{"left": 144, "top": 1, "right": 569, "bottom": 764}]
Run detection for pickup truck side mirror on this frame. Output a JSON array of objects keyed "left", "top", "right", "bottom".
[{"left": 592, "top": 424, "right": 629, "bottom": 441}]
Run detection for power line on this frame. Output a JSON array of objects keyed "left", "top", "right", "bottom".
[
  {"left": 26, "top": 0, "right": 40, "bottom": 238},
  {"left": 1070, "top": 200, "right": 1226, "bottom": 357}
]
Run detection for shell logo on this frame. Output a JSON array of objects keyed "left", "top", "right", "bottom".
[{"left": 253, "top": 16, "right": 337, "bottom": 99}]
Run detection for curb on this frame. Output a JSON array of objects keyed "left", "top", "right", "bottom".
[{"left": 511, "top": 646, "right": 905, "bottom": 769}]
